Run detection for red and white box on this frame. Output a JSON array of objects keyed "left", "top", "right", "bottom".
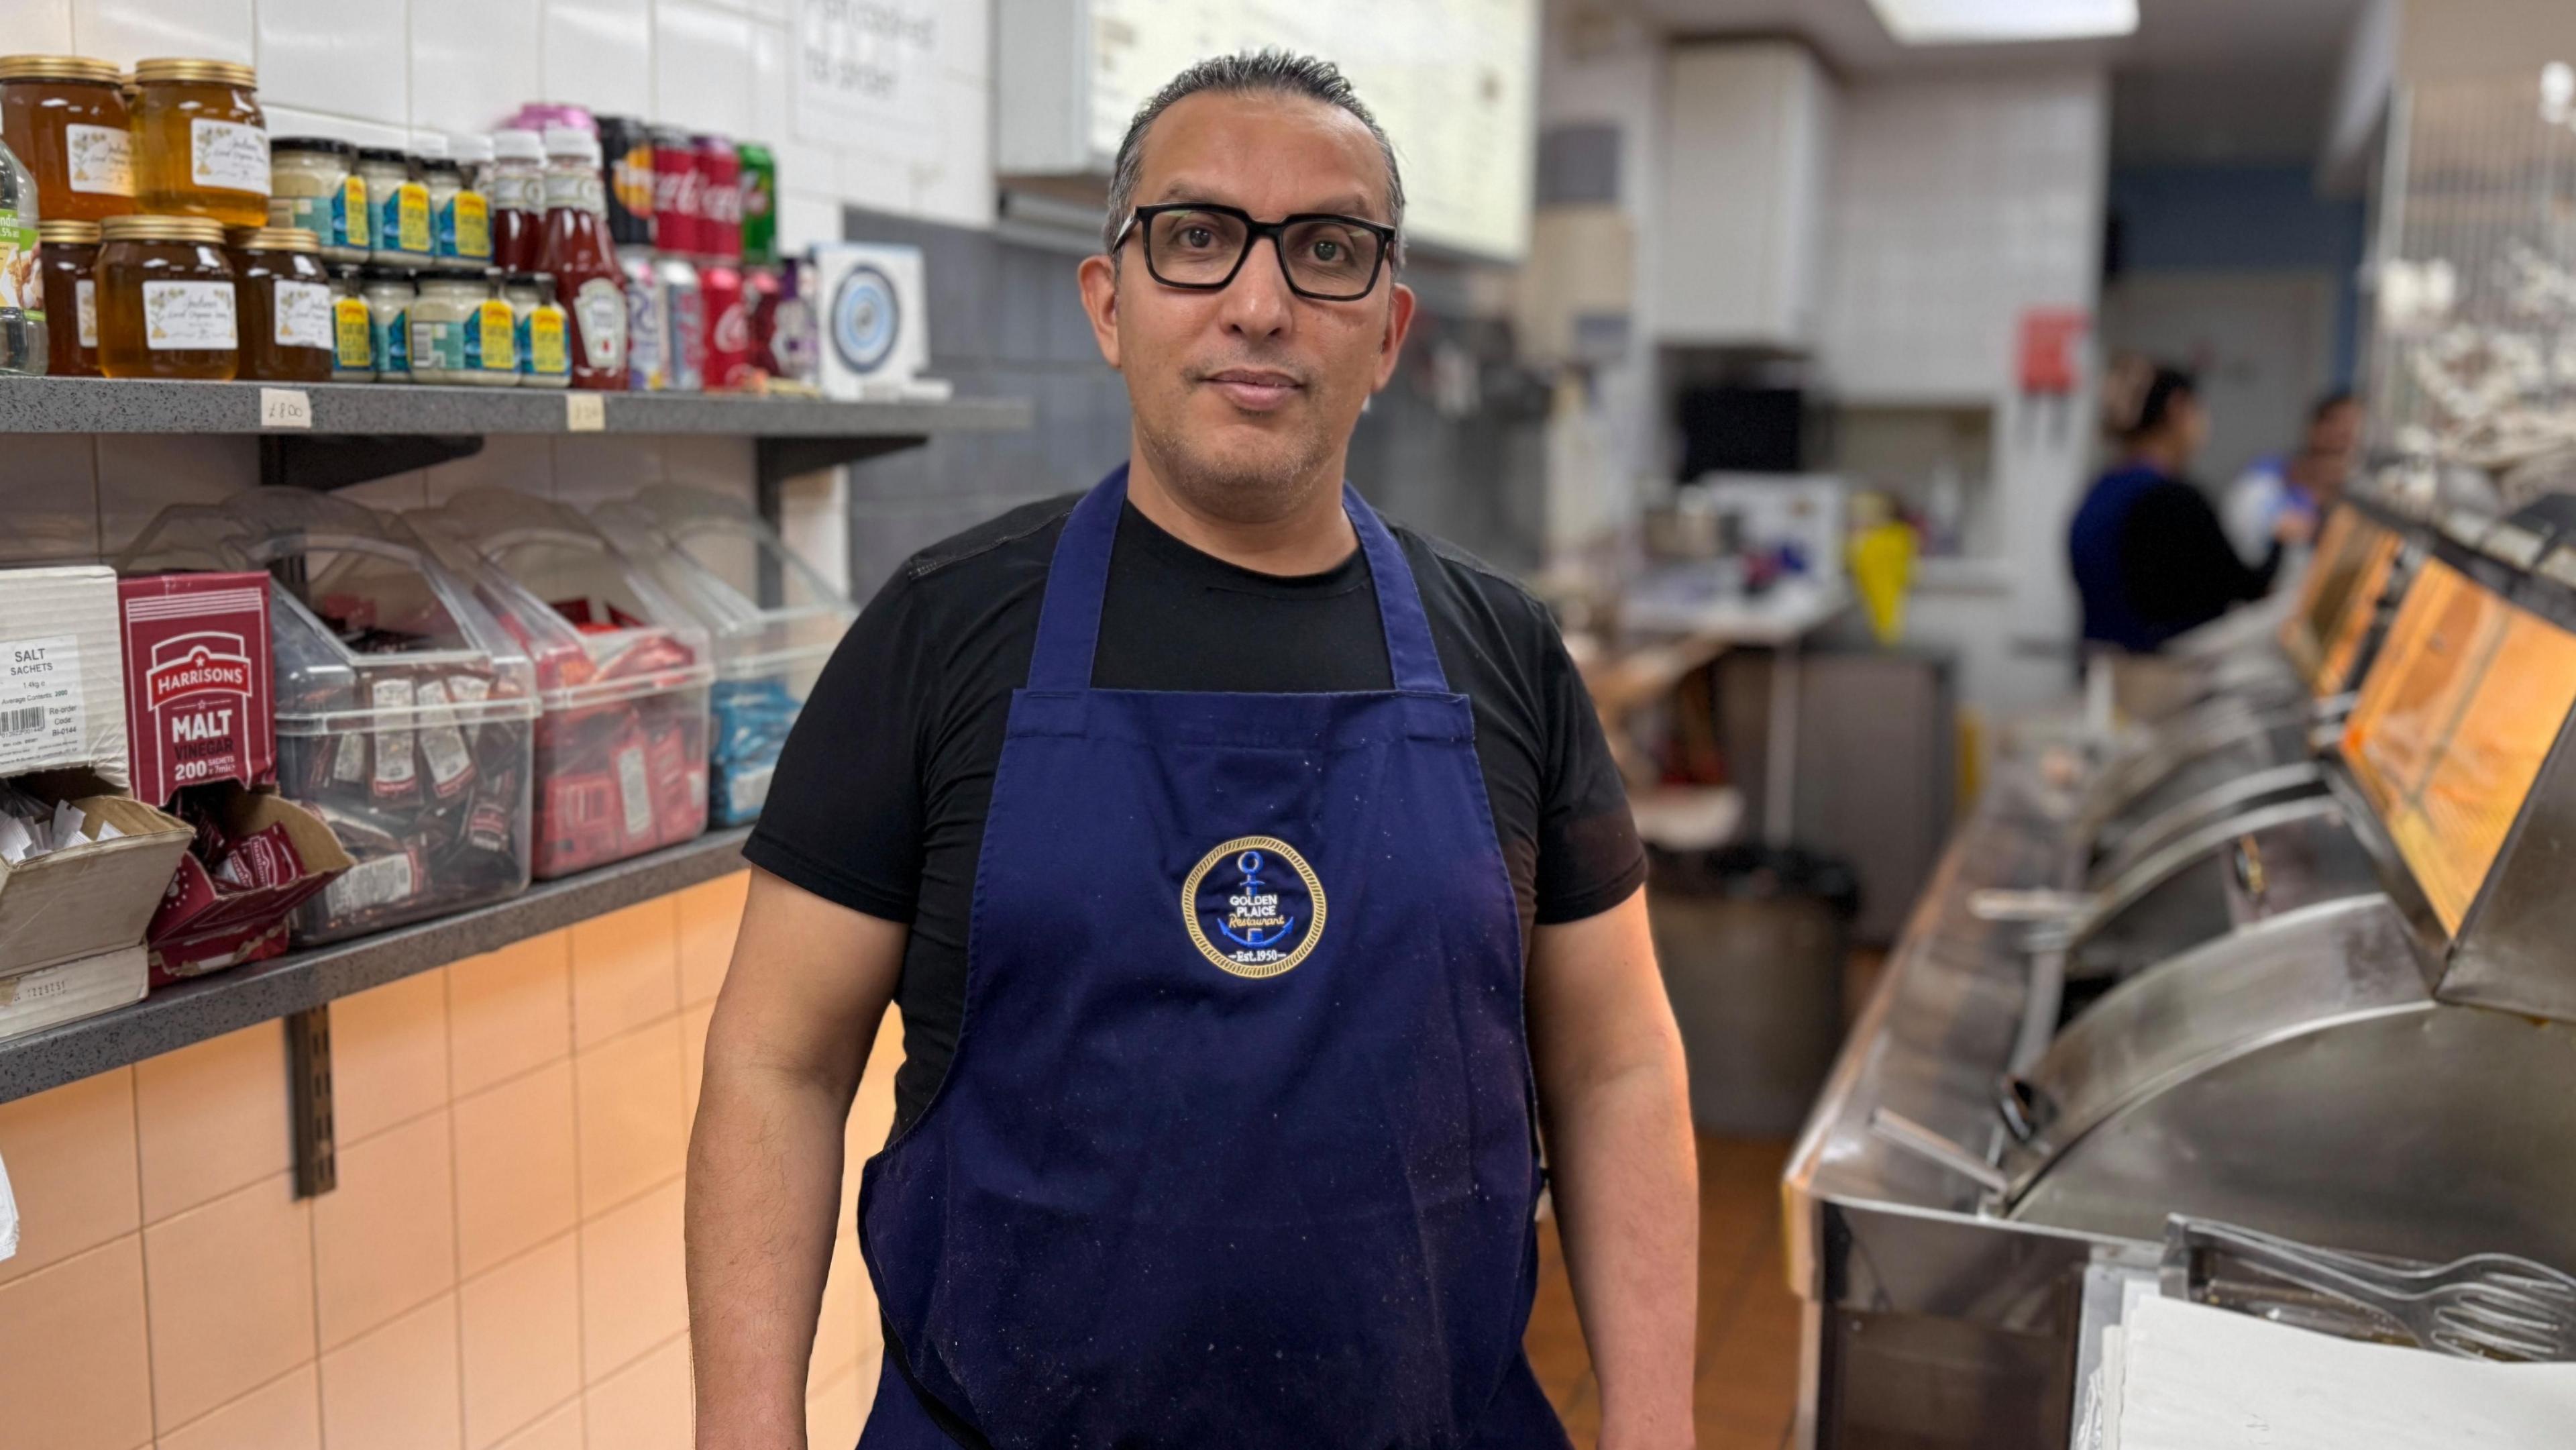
[{"left": 119, "top": 573, "right": 276, "bottom": 808}]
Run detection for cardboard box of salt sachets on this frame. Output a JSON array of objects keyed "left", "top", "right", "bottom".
[
  {"left": 0, "top": 566, "right": 131, "bottom": 787},
  {"left": 0, "top": 768, "right": 193, "bottom": 977}
]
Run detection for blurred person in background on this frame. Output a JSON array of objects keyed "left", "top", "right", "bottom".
[
  {"left": 2223, "top": 390, "right": 2365, "bottom": 571},
  {"left": 2069, "top": 366, "right": 2292, "bottom": 653}
]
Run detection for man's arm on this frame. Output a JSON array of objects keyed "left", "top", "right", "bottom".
[
  {"left": 688, "top": 868, "right": 908, "bottom": 1450},
  {"left": 1527, "top": 888, "right": 1697, "bottom": 1449}
]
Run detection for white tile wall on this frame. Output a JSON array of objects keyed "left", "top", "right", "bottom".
[
  {"left": 539, "top": 0, "right": 656, "bottom": 116},
  {"left": 72, "top": 0, "right": 254, "bottom": 64},
  {"left": 1817, "top": 71, "right": 2104, "bottom": 403},
  {"left": 410, "top": 0, "right": 546, "bottom": 136},
  {"left": 652, "top": 1, "right": 755, "bottom": 135},
  {"left": 1, "top": 0, "right": 73, "bottom": 52},
  {"left": 256, "top": 0, "right": 407, "bottom": 127}
]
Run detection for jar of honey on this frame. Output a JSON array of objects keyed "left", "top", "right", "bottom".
[
  {"left": 0, "top": 54, "right": 134, "bottom": 221},
  {"left": 227, "top": 225, "right": 330, "bottom": 382},
  {"left": 131, "top": 58, "right": 268, "bottom": 229},
  {"left": 97, "top": 213, "right": 236, "bottom": 379},
  {"left": 38, "top": 217, "right": 100, "bottom": 376}
]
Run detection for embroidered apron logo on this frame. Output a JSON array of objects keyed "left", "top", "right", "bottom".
[{"left": 1181, "top": 835, "right": 1326, "bottom": 978}]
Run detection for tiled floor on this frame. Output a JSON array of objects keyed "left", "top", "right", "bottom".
[{"left": 1525, "top": 1136, "right": 1799, "bottom": 1450}]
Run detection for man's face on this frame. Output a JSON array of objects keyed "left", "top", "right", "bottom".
[
  {"left": 1079, "top": 90, "right": 1416, "bottom": 525},
  {"left": 2308, "top": 400, "right": 2363, "bottom": 460}
]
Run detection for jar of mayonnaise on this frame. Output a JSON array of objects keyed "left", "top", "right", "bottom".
[
  {"left": 360, "top": 264, "right": 413, "bottom": 381},
  {"left": 425, "top": 136, "right": 491, "bottom": 271},
  {"left": 504, "top": 270, "right": 571, "bottom": 388},
  {"left": 410, "top": 268, "right": 516, "bottom": 385},
  {"left": 269, "top": 136, "right": 366, "bottom": 262},
  {"left": 358, "top": 147, "right": 429, "bottom": 263}
]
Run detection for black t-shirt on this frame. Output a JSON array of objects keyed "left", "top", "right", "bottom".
[{"left": 745, "top": 492, "right": 1646, "bottom": 1131}]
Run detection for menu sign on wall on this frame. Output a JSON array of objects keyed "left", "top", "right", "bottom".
[
  {"left": 2341, "top": 559, "right": 2576, "bottom": 933},
  {"left": 793, "top": 0, "right": 948, "bottom": 144},
  {"left": 1085, "top": 0, "right": 1540, "bottom": 260}
]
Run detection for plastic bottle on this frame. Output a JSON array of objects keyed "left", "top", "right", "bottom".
[
  {"left": 1, "top": 134, "right": 50, "bottom": 374},
  {"left": 488, "top": 129, "right": 546, "bottom": 273},
  {"left": 538, "top": 126, "right": 627, "bottom": 391}
]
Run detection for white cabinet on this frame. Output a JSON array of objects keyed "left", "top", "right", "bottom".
[{"left": 1653, "top": 42, "right": 1835, "bottom": 349}]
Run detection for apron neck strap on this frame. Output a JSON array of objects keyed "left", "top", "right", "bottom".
[{"left": 1025, "top": 464, "right": 1452, "bottom": 694}]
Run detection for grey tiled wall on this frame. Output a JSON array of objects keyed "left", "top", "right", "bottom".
[
  {"left": 835, "top": 208, "right": 1133, "bottom": 598},
  {"left": 836, "top": 206, "right": 1548, "bottom": 599}
]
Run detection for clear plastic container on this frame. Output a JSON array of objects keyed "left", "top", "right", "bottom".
[
  {"left": 410, "top": 488, "right": 714, "bottom": 876},
  {"left": 117, "top": 490, "right": 540, "bottom": 943},
  {"left": 593, "top": 486, "right": 857, "bottom": 825}
]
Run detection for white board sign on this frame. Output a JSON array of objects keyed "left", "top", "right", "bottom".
[
  {"left": 1083, "top": 0, "right": 1540, "bottom": 261},
  {"left": 792, "top": 0, "right": 947, "bottom": 143}
]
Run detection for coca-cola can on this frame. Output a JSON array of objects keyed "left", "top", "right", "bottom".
[
  {"left": 651, "top": 126, "right": 704, "bottom": 259},
  {"left": 744, "top": 264, "right": 782, "bottom": 379},
  {"left": 695, "top": 134, "right": 741, "bottom": 263},
  {"left": 700, "top": 260, "right": 753, "bottom": 391}
]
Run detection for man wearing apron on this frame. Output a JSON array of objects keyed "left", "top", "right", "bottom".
[{"left": 691, "top": 52, "right": 1698, "bottom": 1450}]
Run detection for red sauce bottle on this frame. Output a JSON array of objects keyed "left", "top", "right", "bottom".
[
  {"left": 489, "top": 129, "right": 547, "bottom": 272},
  {"left": 539, "top": 127, "right": 629, "bottom": 391}
]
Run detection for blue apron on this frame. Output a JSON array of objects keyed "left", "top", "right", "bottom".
[{"left": 853, "top": 466, "right": 1567, "bottom": 1449}]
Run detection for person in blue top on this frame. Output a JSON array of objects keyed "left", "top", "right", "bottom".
[
  {"left": 2221, "top": 391, "right": 2363, "bottom": 570},
  {"left": 2068, "top": 366, "right": 2286, "bottom": 653}
]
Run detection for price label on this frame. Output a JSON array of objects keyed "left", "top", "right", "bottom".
[
  {"left": 566, "top": 393, "right": 605, "bottom": 431},
  {"left": 259, "top": 388, "right": 313, "bottom": 429}
]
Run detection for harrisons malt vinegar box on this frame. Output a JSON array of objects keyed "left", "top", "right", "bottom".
[
  {"left": 118, "top": 572, "right": 278, "bottom": 805},
  {"left": 116, "top": 572, "right": 356, "bottom": 980}
]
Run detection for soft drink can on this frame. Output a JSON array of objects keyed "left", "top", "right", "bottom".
[
  {"left": 597, "top": 115, "right": 656, "bottom": 248},
  {"left": 737, "top": 141, "right": 777, "bottom": 266},
  {"left": 651, "top": 127, "right": 704, "bottom": 258},
  {"left": 655, "top": 252, "right": 706, "bottom": 391},
  {"left": 696, "top": 134, "right": 742, "bottom": 263},
  {"left": 700, "top": 260, "right": 752, "bottom": 391},
  {"left": 619, "top": 244, "right": 667, "bottom": 390}
]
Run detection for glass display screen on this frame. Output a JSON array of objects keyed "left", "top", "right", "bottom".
[
  {"left": 2282, "top": 509, "right": 2399, "bottom": 694},
  {"left": 2341, "top": 559, "right": 2576, "bottom": 932}
]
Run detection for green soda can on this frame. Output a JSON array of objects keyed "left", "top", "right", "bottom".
[{"left": 737, "top": 141, "right": 777, "bottom": 266}]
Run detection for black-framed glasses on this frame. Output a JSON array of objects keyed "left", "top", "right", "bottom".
[{"left": 1116, "top": 203, "right": 1396, "bottom": 301}]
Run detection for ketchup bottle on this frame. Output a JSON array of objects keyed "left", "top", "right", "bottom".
[
  {"left": 489, "top": 130, "right": 547, "bottom": 272},
  {"left": 539, "top": 127, "right": 629, "bottom": 391}
]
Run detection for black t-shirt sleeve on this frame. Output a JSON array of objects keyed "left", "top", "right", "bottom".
[
  {"left": 1531, "top": 613, "right": 1647, "bottom": 925},
  {"left": 2121, "top": 480, "right": 2279, "bottom": 626},
  {"left": 741, "top": 565, "right": 930, "bottom": 923}
]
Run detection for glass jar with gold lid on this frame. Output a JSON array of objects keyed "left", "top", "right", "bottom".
[
  {"left": 97, "top": 213, "right": 237, "bottom": 379},
  {"left": 38, "top": 218, "right": 100, "bottom": 376},
  {"left": 131, "top": 58, "right": 268, "bottom": 228},
  {"left": 227, "top": 225, "right": 330, "bottom": 382},
  {"left": 0, "top": 54, "right": 135, "bottom": 221}
]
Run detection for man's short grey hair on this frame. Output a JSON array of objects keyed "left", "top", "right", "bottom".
[{"left": 1102, "top": 50, "right": 1406, "bottom": 272}]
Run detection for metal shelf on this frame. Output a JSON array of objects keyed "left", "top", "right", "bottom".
[
  {"left": 0, "top": 827, "right": 752, "bottom": 1106},
  {"left": 0, "top": 376, "right": 1033, "bottom": 490}
]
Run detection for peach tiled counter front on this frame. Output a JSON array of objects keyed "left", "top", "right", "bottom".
[{"left": 0, "top": 871, "right": 897, "bottom": 1450}]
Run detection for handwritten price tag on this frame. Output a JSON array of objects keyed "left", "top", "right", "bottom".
[
  {"left": 259, "top": 388, "right": 313, "bottom": 429},
  {"left": 566, "top": 394, "right": 605, "bottom": 431}
]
